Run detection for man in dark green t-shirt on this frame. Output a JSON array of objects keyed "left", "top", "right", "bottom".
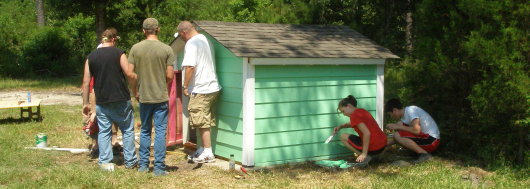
[{"left": 129, "top": 18, "right": 175, "bottom": 176}]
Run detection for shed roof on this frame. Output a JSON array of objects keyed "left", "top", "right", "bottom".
[{"left": 192, "top": 21, "right": 399, "bottom": 59}]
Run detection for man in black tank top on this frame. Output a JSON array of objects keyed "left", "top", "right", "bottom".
[{"left": 81, "top": 28, "right": 138, "bottom": 171}]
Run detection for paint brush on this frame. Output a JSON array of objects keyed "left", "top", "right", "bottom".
[{"left": 324, "top": 132, "right": 337, "bottom": 144}]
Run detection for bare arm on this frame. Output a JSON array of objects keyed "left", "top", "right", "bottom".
[
  {"left": 387, "top": 119, "right": 422, "bottom": 135},
  {"left": 119, "top": 54, "right": 132, "bottom": 78},
  {"left": 333, "top": 123, "right": 351, "bottom": 134},
  {"left": 128, "top": 63, "right": 139, "bottom": 101},
  {"left": 166, "top": 65, "right": 174, "bottom": 85},
  {"left": 183, "top": 66, "right": 195, "bottom": 96},
  {"left": 81, "top": 60, "right": 91, "bottom": 116},
  {"left": 357, "top": 123, "right": 371, "bottom": 156}
]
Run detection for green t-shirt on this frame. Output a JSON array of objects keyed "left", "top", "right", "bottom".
[{"left": 129, "top": 39, "right": 176, "bottom": 103}]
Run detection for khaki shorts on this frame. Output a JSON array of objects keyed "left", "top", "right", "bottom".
[{"left": 188, "top": 91, "right": 220, "bottom": 128}]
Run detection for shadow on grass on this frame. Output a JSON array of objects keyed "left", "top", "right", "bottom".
[
  {"left": 167, "top": 165, "right": 179, "bottom": 172},
  {"left": 0, "top": 116, "right": 43, "bottom": 124}
]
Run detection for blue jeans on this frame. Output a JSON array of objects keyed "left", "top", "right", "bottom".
[
  {"left": 96, "top": 100, "right": 137, "bottom": 167},
  {"left": 139, "top": 102, "right": 168, "bottom": 172}
]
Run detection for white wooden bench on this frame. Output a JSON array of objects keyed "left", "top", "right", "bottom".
[{"left": 0, "top": 99, "right": 42, "bottom": 119}]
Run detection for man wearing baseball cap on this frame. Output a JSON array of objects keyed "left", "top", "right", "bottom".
[{"left": 128, "top": 18, "right": 175, "bottom": 176}]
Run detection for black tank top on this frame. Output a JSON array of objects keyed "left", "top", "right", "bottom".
[{"left": 87, "top": 47, "right": 130, "bottom": 104}]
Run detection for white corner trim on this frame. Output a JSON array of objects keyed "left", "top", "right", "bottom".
[
  {"left": 182, "top": 93, "right": 190, "bottom": 143},
  {"left": 250, "top": 58, "right": 385, "bottom": 65},
  {"left": 376, "top": 64, "right": 385, "bottom": 130},
  {"left": 242, "top": 58, "right": 255, "bottom": 166}
]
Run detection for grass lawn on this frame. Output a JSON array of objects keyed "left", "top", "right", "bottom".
[
  {"left": 0, "top": 104, "right": 528, "bottom": 188},
  {"left": 0, "top": 76, "right": 80, "bottom": 92}
]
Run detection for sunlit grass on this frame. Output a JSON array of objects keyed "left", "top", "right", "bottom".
[
  {"left": 0, "top": 76, "right": 80, "bottom": 92},
  {"left": 0, "top": 105, "right": 528, "bottom": 188}
]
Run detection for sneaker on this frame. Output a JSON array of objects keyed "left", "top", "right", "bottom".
[
  {"left": 188, "top": 147, "right": 205, "bottom": 160},
  {"left": 193, "top": 151, "right": 215, "bottom": 163},
  {"left": 99, "top": 163, "right": 115, "bottom": 172},
  {"left": 412, "top": 153, "right": 432, "bottom": 164},
  {"left": 138, "top": 166, "right": 149, "bottom": 173},
  {"left": 153, "top": 170, "right": 169, "bottom": 176}
]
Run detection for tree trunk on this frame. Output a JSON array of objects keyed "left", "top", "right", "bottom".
[
  {"left": 405, "top": 0, "right": 414, "bottom": 55},
  {"left": 36, "top": 0, "right": 45, "bottom": 26},
  {"left": 95, "top": 0, "right": 106, "bottom": 43}
]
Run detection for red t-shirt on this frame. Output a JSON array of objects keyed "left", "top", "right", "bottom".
[
  {"left": 349, "top": 108, "right": 387, "bottom": 151},
  {"left": 89, "top": 77, "right": 94, "bottom": 92}
]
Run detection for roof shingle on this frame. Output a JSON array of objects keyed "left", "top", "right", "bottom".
[{"left": 192, "top": 21, "right": 399, "bottom": 59}]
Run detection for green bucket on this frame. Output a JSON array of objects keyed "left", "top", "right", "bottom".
[{"left": 36, "top": 133, "right": 47, "bottom": 148}]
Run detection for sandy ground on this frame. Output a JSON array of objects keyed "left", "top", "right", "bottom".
[{"left": 0, "top": 91, "right": 82, "bottom": 106}]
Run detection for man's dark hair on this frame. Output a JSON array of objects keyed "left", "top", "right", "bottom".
[{"left": 385, "top": 98, "right": 403, "bottom": 113}]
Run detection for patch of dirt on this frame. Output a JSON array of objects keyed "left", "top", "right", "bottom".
[
  {"left": 0, "top": 91, "right": 82, "bottom": 106},
  {"left": 461, "top": 167, "right": 494, "bottom": 187}
]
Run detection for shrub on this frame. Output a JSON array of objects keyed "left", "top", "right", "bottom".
[
  {"left": 61, "top": 13, "right": 96, "bottom": 74},
  {"left": 22, "top": 27, "right": 75, "bottom": 77},
  {"left": 390, "top": 0, "right": 530, "bottom": 166}
]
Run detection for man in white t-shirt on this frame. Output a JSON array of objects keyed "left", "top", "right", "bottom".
[
  {"left": 177, "top": 21, "right": 221, "bottom": 163},
  {"left": 385, "top": 98, "right": 440, "bottom": 164}
]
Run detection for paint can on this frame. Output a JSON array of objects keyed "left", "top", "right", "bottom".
[{"left": 36, "top": 133, "right": 47, "bottom": 148}]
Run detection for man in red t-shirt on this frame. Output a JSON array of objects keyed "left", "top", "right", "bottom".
[{"left": 334, "top": 95, "right": 387, "bottom": 167}]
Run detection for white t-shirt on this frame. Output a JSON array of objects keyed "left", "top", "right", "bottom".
[
  {"left": 181, "top": 34, "right": 221, "bottom": 94},
  {"left": 402, "top": 106, "right": 440, "bottom": 139}
]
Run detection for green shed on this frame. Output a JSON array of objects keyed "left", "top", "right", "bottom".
[{"left": 170, "top": 21, "right": 398, "bottom": 167}]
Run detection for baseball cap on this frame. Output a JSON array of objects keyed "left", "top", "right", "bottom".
[{"left": 143, "top": 18, "right": 159, "bottom": 30}]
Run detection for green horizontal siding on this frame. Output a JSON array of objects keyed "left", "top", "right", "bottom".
[
  {"left": 217, "top": 101, "right": 243, "bottom": 118},
  {"left": 255, "top": 76, "right": 375, "bottom": 88},
  {"left": 254, "top": 111, "right": 376, "bottom": 134},
  {"left": 212, "top": 128, "right": 243, "bottom": 148},
  {"left": 255, "top": 97, "right": 376, "bottom": 119},
  {"left": 255, "top": 127, "right": 360, "bottom": 149},
  {"left": 217, "top": 115, "right": 243, "bottom": 132},
  {"left": 217, "top": 72, "right": 243, "bottom": 89},
  {"left": 202, "top": 34, "right": 244, "bottom": 162},
  {"left": 255, "top": 65, "right": 376, "bottom": 78},
  {"left": 256, "top": 84, "right": 376, "bottom": 104},
  {"left": 253, "top": 64, "right": 378, "bottom": 166},
  {"left": 254, "top": 142, "right": 353, "bottom": 166}
]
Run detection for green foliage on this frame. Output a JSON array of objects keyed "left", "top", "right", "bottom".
[
  {"left": 0, "top": 76, "right": 80, "bottom": 91},
  {"left": 0, "top": 14, "right": 27, "bottom": 77},
  {"left": 0, "top": 0, "right": 39, "bottom": 77},
  {"left": 22, "top": 27, "right": 75, "bottom": 77},
  {"left": 62, "top": 13, "right": 96, "bottom": 72},
  {"left": 0, "top": 0, "right": 527, "bottom": 167},
  {"left": 390, "top": 0, "right": 530, "bottom": 166}
]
